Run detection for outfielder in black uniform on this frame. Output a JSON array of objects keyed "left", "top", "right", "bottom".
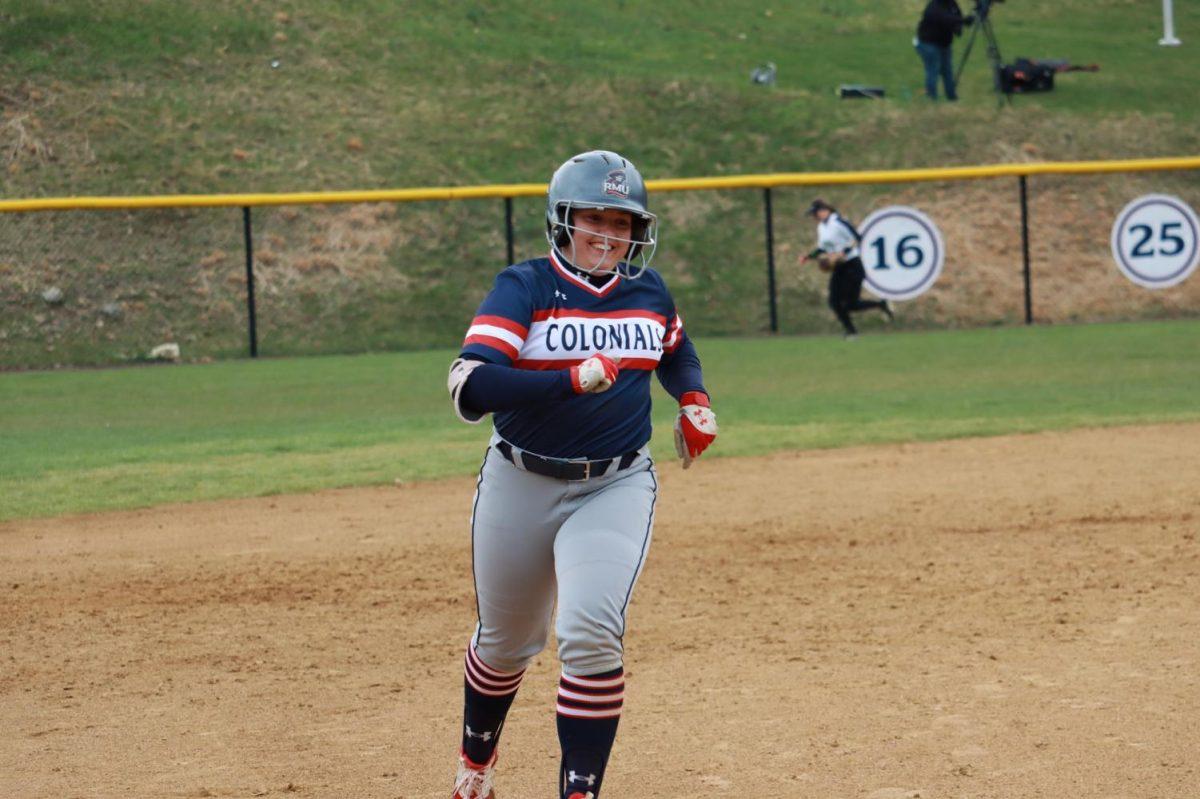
[{"left": 801, "top": 198, "right": 893, "bottom": 339}]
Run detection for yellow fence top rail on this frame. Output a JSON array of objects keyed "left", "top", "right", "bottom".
[{"left": 3, "top": 156, "right": 1198, "bottom": 213}]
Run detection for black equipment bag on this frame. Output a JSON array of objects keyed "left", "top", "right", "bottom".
[{"left": 997, "top": 58, "right": 1056, "bottom": 94}]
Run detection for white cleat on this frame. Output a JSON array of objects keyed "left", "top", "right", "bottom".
[{"left": 452, "top": 749, "right": 497, "bottom": 799}]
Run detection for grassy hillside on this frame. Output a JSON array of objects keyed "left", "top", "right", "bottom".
[
  {"left": 3, "top": 320, "right": 1199, "bottom": 521},
  {"left": 3, "top": 0, "right": 1198, "bottom": 194},
  {"left": 1, "top": 1, "right": 1198, "bottom": 368}
]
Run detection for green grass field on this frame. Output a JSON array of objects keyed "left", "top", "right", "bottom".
[{"left": 3, "top": 319, "right": 1198, "bottom": 522}]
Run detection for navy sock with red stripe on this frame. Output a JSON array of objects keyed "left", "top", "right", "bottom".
[
  {"left": 556, "top": 666, "right": 624, "bottom": 798},
  {"left": 461, "top": 645, "right": 525, "bottom": 765}
]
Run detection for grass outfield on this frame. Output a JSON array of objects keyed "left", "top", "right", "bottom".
[{"left": 2, "top": 319, "right": 1198, "bottom": 522}]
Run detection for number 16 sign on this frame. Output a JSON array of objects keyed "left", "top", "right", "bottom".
[
  {"left": 859, "top": 206, "right": 945, "bottom": 301},
  {"left": 1110, "top": 194, "right": 1199, "bottom": 290}
]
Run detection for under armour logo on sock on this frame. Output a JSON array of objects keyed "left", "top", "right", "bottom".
[
  {"left": 568, "top": 771, "right": 596, "bottom": 786},
  {"left": 464, "top": 725, "right": 493, "bottom": 741}
]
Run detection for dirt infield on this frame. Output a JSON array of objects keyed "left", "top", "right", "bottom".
[{"left": 3, "top": 424, "right": 1198, "bottom": 799}]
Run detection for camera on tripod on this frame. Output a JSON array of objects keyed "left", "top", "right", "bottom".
[
  {"left": 966, "top": 0, "right": 1005, "bottom": 29},
  {"left": 960, "top": 1, "right": 1095, "bottom": 98},
  {"left": 955, "top": 0, "right": 1009, "bottom": 99},
  {"left": 971, "top": 0, "right": 1004, "bottom": 15}
]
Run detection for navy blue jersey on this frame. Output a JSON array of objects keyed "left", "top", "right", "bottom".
[{"left": 459, "top": 250, "right": 703, "bottom": 459}]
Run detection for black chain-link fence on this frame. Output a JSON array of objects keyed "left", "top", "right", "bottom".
[{"left": 2, "top": 168, "right": 1197, "bottom": 369}]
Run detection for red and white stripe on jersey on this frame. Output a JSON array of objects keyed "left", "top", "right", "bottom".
[
  {"left": 530, "top": 308, "right": 666, "bottom": 325},
  {"left": 462, "top": 315, "right": 528, "bottom": 362},
  {"left": 556, "top": 670, "right": 624, "bottom": 719},
  {"left": 662, "top": 313, "right": 684, "bottom": 354},
  {"left": 464, "top": 645, "right": 525, "bottom": 698}
]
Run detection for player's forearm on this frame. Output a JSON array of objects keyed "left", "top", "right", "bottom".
[
  {"left": 460, "top": 362, "right": 574, "bottom": 413},
  {"left": 655, "top": 337, "right": 707, "bottom": 402}
]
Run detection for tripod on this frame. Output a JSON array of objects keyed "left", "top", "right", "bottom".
[{"left": 954, "top": 0, "right": 1009, "bottom": 104}]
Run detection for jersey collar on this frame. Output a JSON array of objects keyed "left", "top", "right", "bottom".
[{"left": 549, "top": 248, "right": 621, "bottom": 298}]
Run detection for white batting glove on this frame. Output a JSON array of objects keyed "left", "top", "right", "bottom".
[
  {"left": 570, "top": 353, "right": 621, "bottom": 394},
  {"left": 673, "top": 391, "right": 718, "bottom": 469},
  {"left": 446, "top": 357, "right": 486, "bottom": 424}
]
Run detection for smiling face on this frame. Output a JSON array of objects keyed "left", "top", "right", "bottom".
[{"left": 564, "top": 207, "right": 635, "bottom": 274}]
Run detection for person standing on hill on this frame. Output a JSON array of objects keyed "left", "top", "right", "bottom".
[
  {"left": 444, "top": 149, "right": 718, "bottom": 799},
  {"left": 801, "top": 199, "right": 893, "bottom": 339},
  {"left": 914, "top": 0, "right": 974, "bottom": 101}
]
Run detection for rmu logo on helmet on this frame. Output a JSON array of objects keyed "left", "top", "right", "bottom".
[{"left": 603, "top": 169, "right": 629, "bottom": 198}]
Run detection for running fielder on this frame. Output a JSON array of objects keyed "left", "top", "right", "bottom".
[
  {"left": 445, "top": 150, "right": 718, "bottom": 799},
  {"left": 801, "top": 198, "right": 893, "bottom": 338}
]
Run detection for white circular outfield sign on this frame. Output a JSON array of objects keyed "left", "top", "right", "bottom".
[
  {"left": 858, "top": 206, "right": 945, "bottom": 301},
  {"left": 1110, "top": 194, "right": 1200, "bottom": 290}
]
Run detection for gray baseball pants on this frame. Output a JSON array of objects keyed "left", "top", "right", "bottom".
[{"left": 469, "top": 433, "right": 658, "bottom": 677}]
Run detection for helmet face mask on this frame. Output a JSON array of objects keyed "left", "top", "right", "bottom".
[
  {"left": 551, "top": 201, "right": 657, "bottom": 278},
  {"left": 545, "top": 151, "right": 658, "bottom": 279}
]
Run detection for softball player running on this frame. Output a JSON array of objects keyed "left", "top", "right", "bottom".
[
  {"left": 801, "top": 198, "right": 893, "bottom": 339},
  {"left": 445, "top": 150, "right": 718, "bottom": 799}
]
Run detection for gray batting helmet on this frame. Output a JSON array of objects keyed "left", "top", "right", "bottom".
[{"left": 545, "top": 150, "right": 658, "bottom": 279}]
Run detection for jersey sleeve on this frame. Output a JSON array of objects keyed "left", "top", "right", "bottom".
[
  {"left": 655, "top": 288, "right": 707, "bottom": 401},
  {"left": 661, "top": 309, "right": 685, "bottom": 356},
  {"left": 460, "top": 269, "right": 535, "bottom": 366}
]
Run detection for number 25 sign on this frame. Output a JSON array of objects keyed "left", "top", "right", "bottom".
[
  {"left": 859, "top": 206, "right": 945, "bottom": 301},
  {"left": 1110, "top": 194, "right": 1199, "bottom": 290}
]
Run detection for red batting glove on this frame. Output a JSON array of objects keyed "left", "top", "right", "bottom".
[
  {"left": 570, "top": 353, "right": 620, "bottom": 394},
  {"left": 674, "top": 391, "right": 718, "bottom": 469}
]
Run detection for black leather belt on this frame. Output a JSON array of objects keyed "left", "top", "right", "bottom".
[{"left": 495, "top": 440, "right": 639, "bottom": 481}]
